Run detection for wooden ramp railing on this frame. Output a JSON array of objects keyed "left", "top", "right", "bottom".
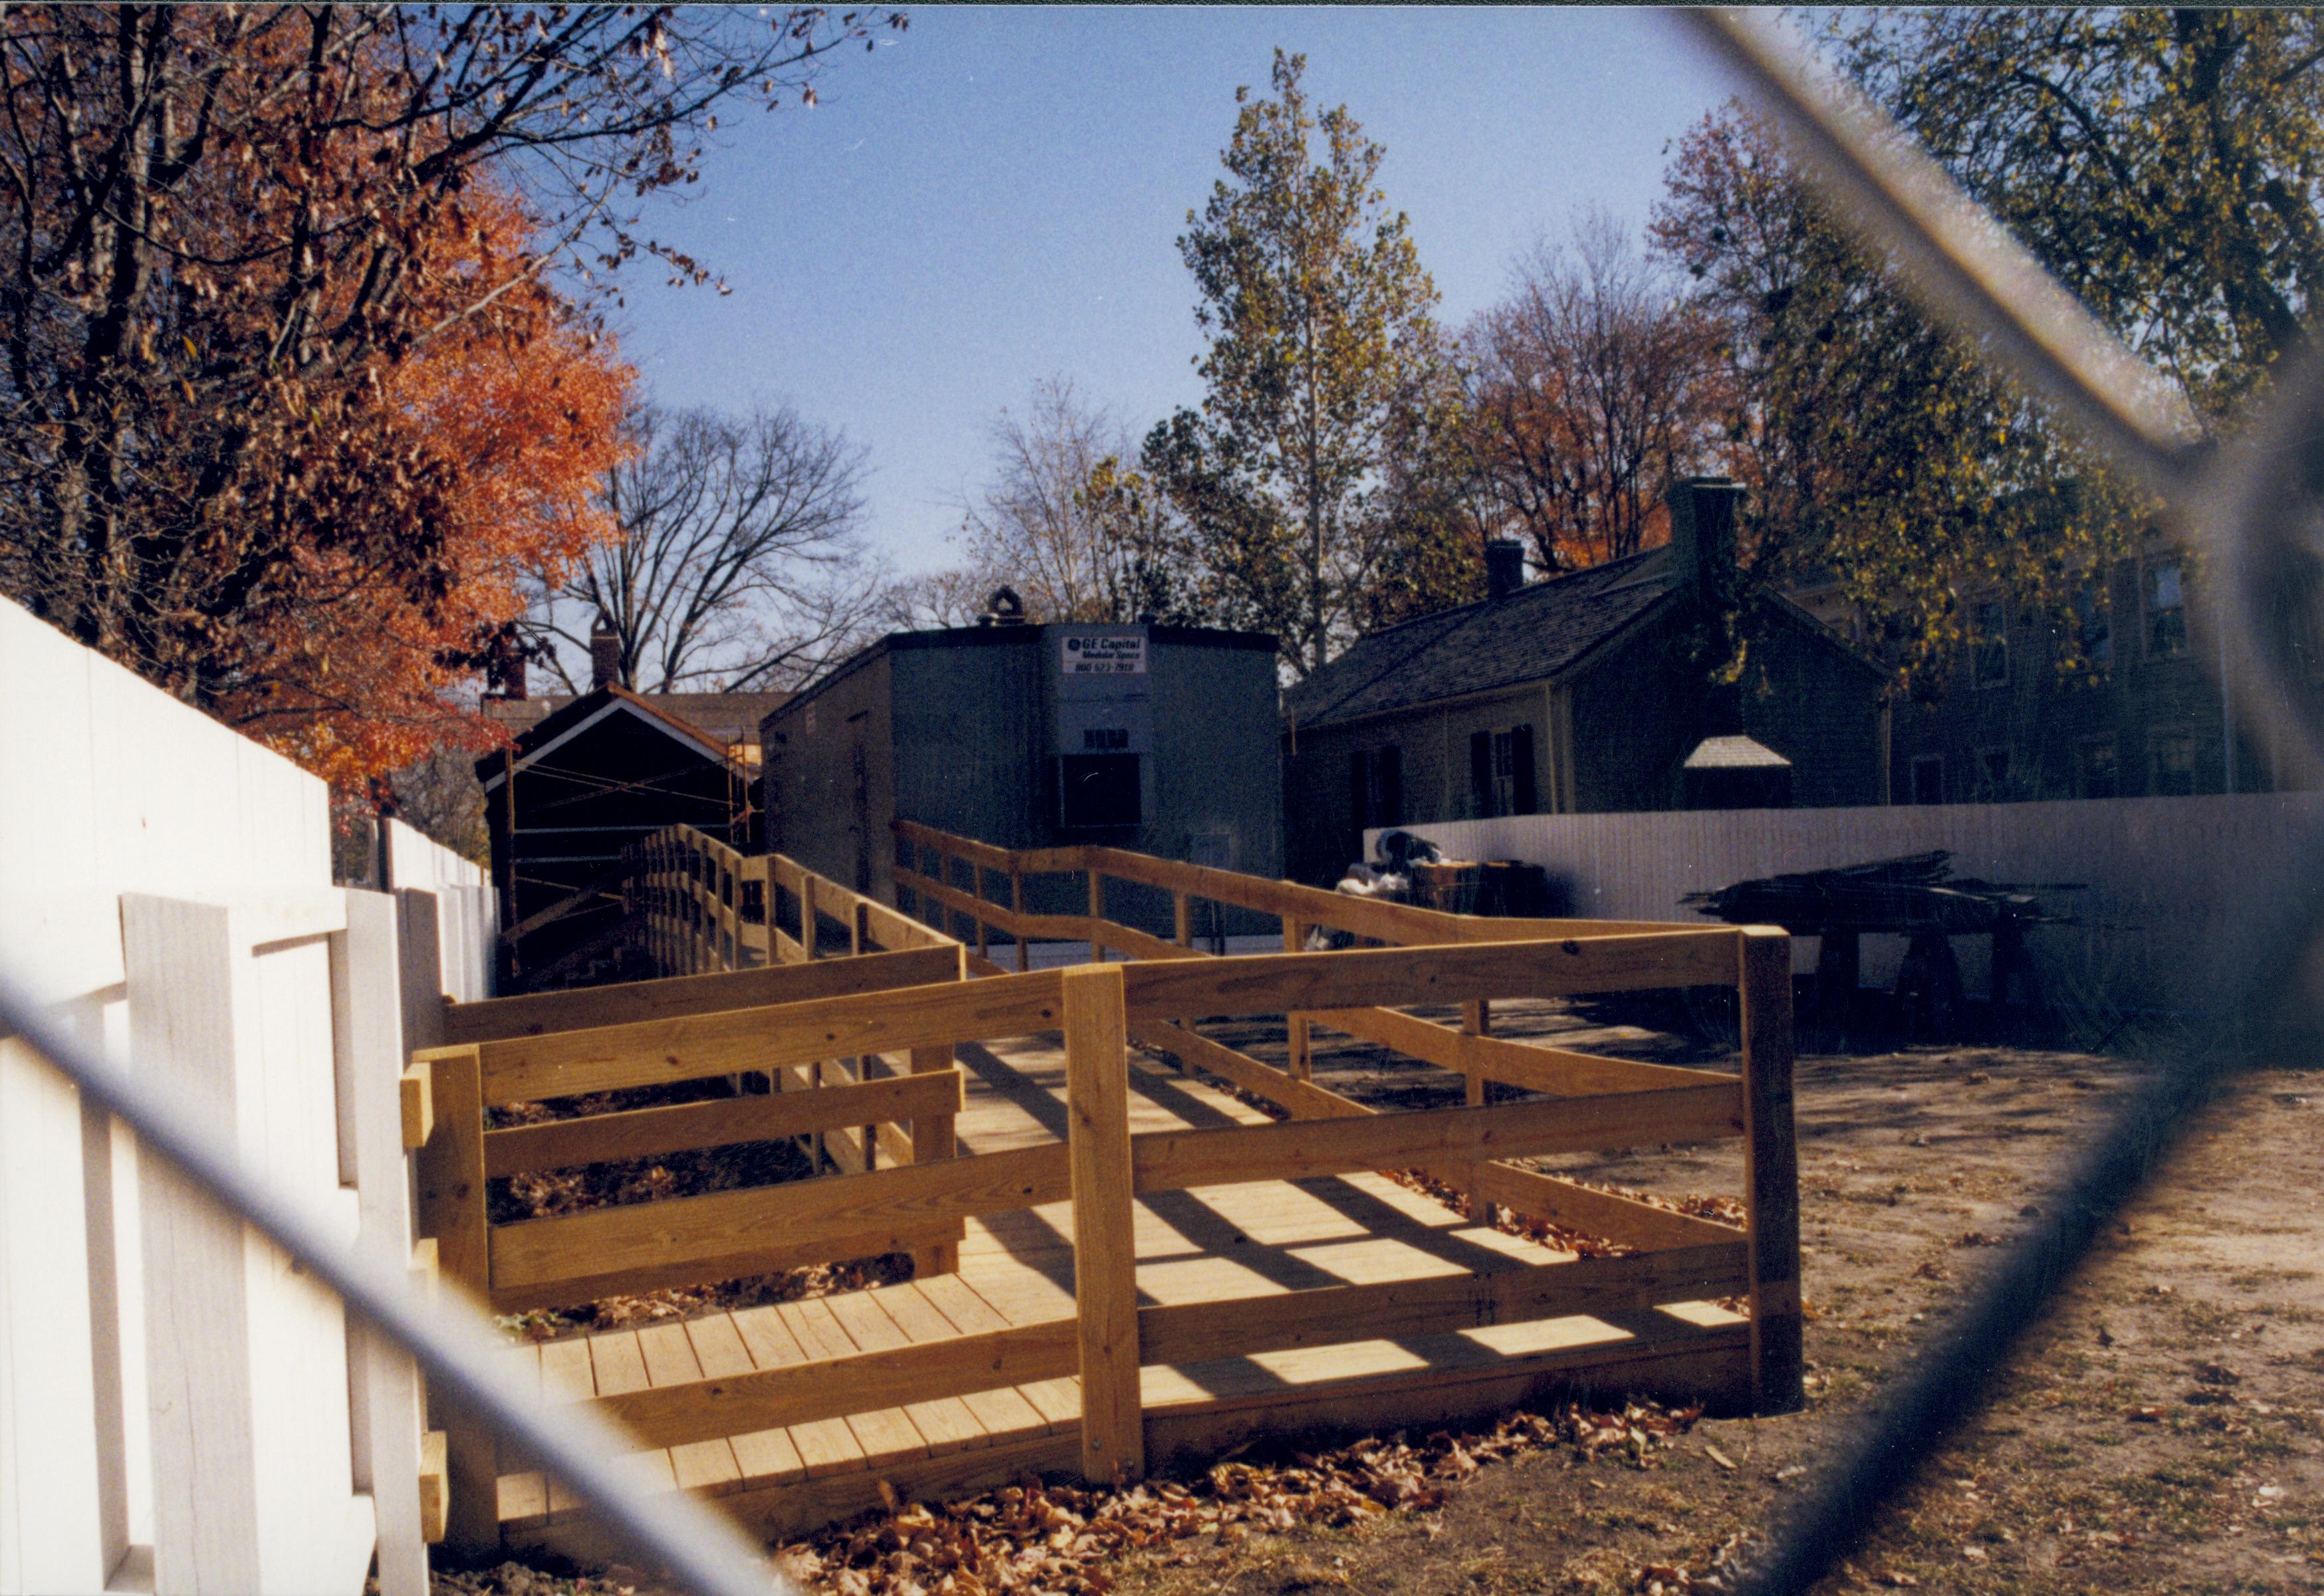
[
  {"left": 406, "top": 824, "right": 1801, "bottom": 1554},
  {"left": 626, "top": 825, "right": 954, "bottom": 977},
  {"left": 617, "top": 825, "right": 965, "bottom": 1176},
  {"left": 410, "top": 835, "right": 973, "bottom": 1555},
  {"left": 891, "top": 818, "right": 1803, "bottom": 1411},
  {"left": 538, "top": 949, "right": 1762, "bottom": 1477}
]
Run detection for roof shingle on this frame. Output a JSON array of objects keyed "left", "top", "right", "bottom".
[{"left": 1284, "top": 549, "right": 1678, "bottom": 730}]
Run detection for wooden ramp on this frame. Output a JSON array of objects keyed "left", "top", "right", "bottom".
[{"left": 497, "top": 1029, "right": 1746, "bottom": 1555}]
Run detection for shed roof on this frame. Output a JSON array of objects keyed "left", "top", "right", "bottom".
[
  {"left": 1283, "top": 549, "right": 1677, "bottom": 731},
  {"left": 482, "top": 688, "right": 788, "bottom": 748},
  {"left": 475, "top": 684, "right": 736, "bottom": 788},
  {"left": 762, "top": 618, "right": 1279, "bottom": 732}
]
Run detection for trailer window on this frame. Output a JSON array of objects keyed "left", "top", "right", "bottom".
[{"left": 1059, "top": 752, "right": 1141, "bottom": 828}]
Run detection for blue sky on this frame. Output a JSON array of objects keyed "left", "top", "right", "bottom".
[{"left": 607, "top": 7, "right": 1742, "bottom": 576}]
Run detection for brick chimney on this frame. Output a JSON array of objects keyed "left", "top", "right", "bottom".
[
  {"left": 483, "top": 630, "right": 527, "bottom": 700},
  {"left": 1667, "top": 477, "right": 1745, "bottom": 612},
  {"left": 589, "top": 615, "right": 622, "bottom": 690},
  {"left": 1483, "top": 538, "right": 1527, "bottom": 602},
  {"left": 1667, "top": 476, "right": 1752, "bottom": 756}
]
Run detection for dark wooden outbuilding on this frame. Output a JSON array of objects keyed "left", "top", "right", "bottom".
[{"left": 477, "top": 685, "right": 746, "bottom": 986}]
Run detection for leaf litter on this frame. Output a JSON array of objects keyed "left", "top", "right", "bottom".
[{"left": 777, "top": 1401, "right": 1705, "bottom": 1596}]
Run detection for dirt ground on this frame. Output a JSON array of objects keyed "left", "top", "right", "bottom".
[
  {"left": 433, "top": 997, "right": 2324, "bottom": 1596},
  {"left": 1105, "top": 1002, "right": 2324, "bottom": 1596}
]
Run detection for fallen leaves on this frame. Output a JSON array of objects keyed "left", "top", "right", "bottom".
[
  {"left": 777, "top": 1402, "right": 1706, "bottom": 1596},
  {"left": 483, "top": 1085, "right": 911, "bottom": 1337},
  {"left": 1383, "top": 1169, "right": 1639, "bottom": 1256}
]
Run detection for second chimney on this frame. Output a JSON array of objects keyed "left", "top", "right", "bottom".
[
  {"left": 589, "top": 616, "right": 623, "bottom": 690},
  {"left": 1483, "top": 538, "right": 1527, "bottom": 602},
  {"left": 484, "top": 630, "right": 528, "bottom": 701},
  {"left": 1666, "top": 477, "right": 1746, "bottom": 610}
]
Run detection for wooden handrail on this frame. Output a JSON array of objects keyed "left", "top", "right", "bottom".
[
  {"left": 476, "top": 1074, "right": 1747, "bottom": 1309},
  {"left": 442, "top": 947, "right": 961, "bottom": 1045},
  {"left": 1127, "top": 1081, "right": 1744, "bottom": 1193},
  {"left": 887, "top": 817, "right": 1803, "bottom": 1419},
  {"left": 449, "top": 970, "right": 1067, "bottom": 1106},
  {"left": 420, "top": 820, "right": 1800, "bottom": 1480},
  {"left": 890, "top": 819, "right": 1690, "bottom": 947},
  {"left": 486, "top": 1141, "right": 1070, "bottom": 1303},
  {"left": 1115, "top": 933, "right": 1742, "bottom": 1016},
  {"left": 622, "top": 825, "right": 961, "bottom": 984},
  {"left": 481, "top": 1068, "right": 963, "bottom": 1177},
  {"left": 441, "top": 933, "right": 1742, "bottom": 1107},
  {"left": 1306, "top": 1004, "right": 1732, "bottom": 1097}
]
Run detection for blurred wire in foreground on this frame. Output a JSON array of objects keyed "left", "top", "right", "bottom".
[
  {"left": 1682, "top": 9, "right": 2323, "bottom": 1592},
  {"left": 0, "top": 972, "right": 786, "bottom": 1596}
]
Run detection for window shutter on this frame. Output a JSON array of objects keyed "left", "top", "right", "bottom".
[
  {"left": 1470, "top": 731, "right": 1494, "bottom": 818},
  {"left": 1510, "top": 724, "right": 1537, "bottom": 815},
  {"left": 1379, "top": 744, "right": 1403, "bottom": 826},
  {"left": 1348, "top": 751, "right": 1370, "bottom": 832}
]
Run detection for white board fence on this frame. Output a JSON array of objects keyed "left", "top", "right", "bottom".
[
  {"left": 0, "top": 596, "right": 494, "bottom": 1595},
  {"left": 386, "top": 819, "right": 496, "bottom": 1005},
  {"left": 1381, "top": 792, "right": 2324, "bottom": 1022}
]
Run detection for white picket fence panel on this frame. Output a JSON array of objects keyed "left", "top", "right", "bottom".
[
  {"left": 1381, "top": 791, "right": 2324, "bottom": 1019},
  {"left": 386, "top": 819, "right": 496, "bottom": 1004},
  {"left": 0, "top": 596, "right": 493, "bottom": 1595}
]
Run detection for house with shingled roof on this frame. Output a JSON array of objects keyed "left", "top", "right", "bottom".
[{"left": 1282, "top": 479, "right": 1891, "bottom": 881}]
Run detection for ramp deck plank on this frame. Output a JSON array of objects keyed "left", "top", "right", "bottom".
[{"left": 497, "top": 1024, "right": 1744, "bottom": 1546}]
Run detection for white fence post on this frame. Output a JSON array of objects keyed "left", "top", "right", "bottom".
[
  {"left": 0, "top": 1012, "right": 128, "bottom": 1594},
  {"left": 383, "top": 822, "right": 497, "bottom": 1002},
  {"left": 4, "top": 600, "right": 427, "bottom": 1596},
  {"left": 332, "top": 891, "right": 427, "bottom": 1596},
  {"left": 122, "top": 894, "right": 378, "bottom": 1596},
  {"left": 396, "top": 890, "right": 447, "bottom": 1053},
  {"left": 122, "top": 897, "right": 265, "bottom": 1594}
]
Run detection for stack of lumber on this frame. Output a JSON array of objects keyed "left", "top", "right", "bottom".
[{"left": 1682, "top": 851, "right": 2075, "bottom": 936}]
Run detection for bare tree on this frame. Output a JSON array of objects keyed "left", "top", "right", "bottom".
[
  {"left": 384, "top": 750, "right": 491, "bottom": 863},
  {"left": 530, "top": 405, "right": 881, "bottom": 692},
  {"left": 0, "top": 7, "right": 899, "bottom": 714},
  {"left": 873, "top": 565, "right": 995, "bottom": 631},
  {"left": 1465, "top": 211, "right": 1725, "bottom": 572},
  {"left": 957, "top": 378, "right": 1170, "bottom": 624}
]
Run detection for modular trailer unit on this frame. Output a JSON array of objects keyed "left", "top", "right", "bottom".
[{"left": 761, "top": 620, "right": 1282, "bottom": 927}]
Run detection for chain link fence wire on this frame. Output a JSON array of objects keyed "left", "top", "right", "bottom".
[
  {"left": 0, "top": 970, "right": 790, "bottom": 1596},
  {"left": 1684, "top": 10, "right": 2324, "bottom": 1591},
  {"left": 11, "top": 15, "right": 2323, "bottom": 1595}
]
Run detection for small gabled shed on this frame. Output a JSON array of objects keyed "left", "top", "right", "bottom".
[{"left": 477, "top": 685, "right": 745, "bottom": 982}]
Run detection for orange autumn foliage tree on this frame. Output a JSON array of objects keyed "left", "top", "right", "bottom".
[
  {"left": 247, "top": 191, "right": 632, "bottom": 788},
  {"left": 1462, "top": 215, "right": 1728, "bottom": 575},
  {"left": 0, "top": 6, "right": 890, "bottom": 788}
]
